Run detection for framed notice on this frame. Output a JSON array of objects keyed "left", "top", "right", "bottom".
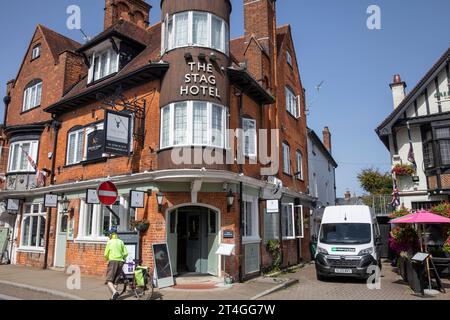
[
  {"left": 130, "top": 190, "right": 145, "bottom": 209},
  {"left": 44, "top": 194, "right": 58, "bottom": 208},
  {"left": 104, "top": 110, "right": 132, "bottom": 156},
  {"left": 86, "top": 189, "right": 100, "bottom": 205},
  {"left": 6, "top": 199, "right": 20, "bottom": 212},
  {"left": 266, "top": 200, "right": 279, "bottom": 213},
  {"left": 152, "top": 243, "right": 174, "bottom": 289}
]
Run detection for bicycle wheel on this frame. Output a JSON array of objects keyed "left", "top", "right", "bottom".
[
  {"left": 116, "top": 275, "right": 128, "bottom": 296},
  {"left": 144, "top": 274, "right": 155, "bottom": 300}
]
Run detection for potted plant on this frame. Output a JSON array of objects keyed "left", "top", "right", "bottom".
[
  {"left": 130, "top": 219, "right": 150, "bottom": 232},
  {"left": 443, "top": 232, "right": 450, "bottom": 257},
  {"left": 389, "top": 207, "right": 411, "bottom": 219},
  {"left": 430, "top": 202, "right": 450, "bottom": 218},
  {"left": 266, "top": 240, "right": 281, "bottom": 273},
  {"left": 391, "top": 164, "right": 415, "bottom": 176}
]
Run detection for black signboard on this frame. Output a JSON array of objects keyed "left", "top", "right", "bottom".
[
  {"left": 152, "top": 243, "right": 174, "bottom": 288},
  {"left": 104, "top": 110, "right": 132, "bottom": 156},
  {"left": 223, "top": 230, "right": 234, "bottom": 239},
  {"left": 86, "top": 129, "right": 105, "bottom": 161}
]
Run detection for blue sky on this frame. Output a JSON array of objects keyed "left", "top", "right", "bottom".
[{"left": 0, "top": 0, "right": 449, "bottom": 197}]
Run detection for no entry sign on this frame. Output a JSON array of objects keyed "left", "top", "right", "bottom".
[{"left": 97, "top": 181, "right": 118, "bottom": 206}]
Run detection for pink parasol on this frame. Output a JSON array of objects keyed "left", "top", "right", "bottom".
[{"left": 389, "top": 210, "right": 450, "bottom": 224}]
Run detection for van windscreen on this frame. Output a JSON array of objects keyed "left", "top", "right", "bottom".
[{"left": 320, "top": 223, "right": 371, "bottom": 245}]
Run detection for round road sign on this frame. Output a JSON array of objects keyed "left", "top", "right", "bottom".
[{"left": 97, "top": 181, "right": 118, "bottom": 206}]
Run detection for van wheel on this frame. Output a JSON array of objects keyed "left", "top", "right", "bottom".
[{"left": 316, "top": 272, "right": 326, "bottom": 282}]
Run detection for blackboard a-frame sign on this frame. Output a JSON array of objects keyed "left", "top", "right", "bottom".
[{"left": 152, "top": 243, "right": 174, "bottom": 289}]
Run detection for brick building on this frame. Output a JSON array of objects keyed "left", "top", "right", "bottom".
[{"left": 0, "top": 0, "right": 314, "bottom": 282}]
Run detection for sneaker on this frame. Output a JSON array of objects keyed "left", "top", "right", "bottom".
[{"left": 111, "top": 292, "right": 120, "bottom": 300}]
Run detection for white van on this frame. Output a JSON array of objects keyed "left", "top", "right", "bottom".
[{"left": 315, "top": 205, "right": 382, "bottom": 280}]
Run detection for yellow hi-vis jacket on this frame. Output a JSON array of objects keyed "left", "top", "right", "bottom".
[{"left": 104, "top": 235, "right": 128, "bottom": 262}]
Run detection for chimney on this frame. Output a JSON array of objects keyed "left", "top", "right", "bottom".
[
  {"left": 104, "top": 0, "right": 151, "bottom": 30},
  {"left": 390, "top": 74, "right": 407, "bottom": 109},
  {"left": 322, "top": 127, "right": 332, "bottom": 154},
  {"left": 244, "top": 0, "right": 277, "bottom": 55},
  {"left": 344, "top": 191, "right": 351, "bottom": 200}
]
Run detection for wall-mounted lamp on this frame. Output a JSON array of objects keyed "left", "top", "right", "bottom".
[
  {"left": 61, "top": 196, "right": 70, "bottom": 214},
  {"left": 156, "top": 192, "right": 165, "bottom": 212},
  {"left": 227, "top": 190, "right": 235, "bottom": 213}
]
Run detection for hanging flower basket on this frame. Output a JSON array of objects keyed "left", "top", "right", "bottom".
[
  {"left": 130, "top": 219, "right": 150, "bottom": 232},
  {"left": 391, "top": 164, "right": 415, "bottom": 176}
]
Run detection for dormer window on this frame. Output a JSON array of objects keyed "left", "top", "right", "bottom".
[
  {"left": 88, "top": 48, "right": 119, "bottom": 84},
  {"left": 32, "top": 44, "right": 41, "bottom": 60}
]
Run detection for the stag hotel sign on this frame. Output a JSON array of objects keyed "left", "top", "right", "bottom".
[{"left": 180, "top": 62, "right": 221, "bottom": 99}]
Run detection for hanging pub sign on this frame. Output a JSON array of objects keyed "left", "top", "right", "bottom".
[
  {"left": 104, "top": 110, "right": 132, "bottom": 156},
  {"left": 86, "top": 128, "right": 105, "bottom": 161}
]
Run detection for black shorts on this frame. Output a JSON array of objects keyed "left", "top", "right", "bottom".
[{"left": 106, "top": 261, "right": 124, "bottom": 284}]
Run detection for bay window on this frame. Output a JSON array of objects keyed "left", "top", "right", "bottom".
[
  {"left": 243, "top": 118, "right": 257, "bottom": 157},
  {"left": 20, "top": 203, "right": 46, "bottom": 249},
  {"left": 23, "top": 80, "right": 42, "bottom": 111},
  {"left": 8, "top": 140, "right": 39, "bottom": 173},
  {"left": 285, "top": 87, "right": 299, "bottom": 118},
  {"left": 88, "top": 48, "right": 119, "bottom": 84},
  {"left": 162, "top": 11, "right": 229, "bottom": 55},
  {"left": 160, "top": 101, "right": 228, "bottom": 149}
]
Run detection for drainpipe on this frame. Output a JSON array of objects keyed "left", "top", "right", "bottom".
[
  {"left": 237, "top": 91, "right": 244, "bottom": 283},
  {"left": 43, "top": 119, "right": 61, "bottom": 270}
]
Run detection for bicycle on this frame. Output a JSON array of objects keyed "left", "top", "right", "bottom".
[{"left": 115, "top": 259, "right": 155, "bottom": 300}]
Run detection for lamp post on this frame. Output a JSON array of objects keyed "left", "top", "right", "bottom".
[
  {"left": 227, "top": 190, "right": 235, "bottom": 213},
  {"left": 156, "top": 192, "right": 165, "bottom": 212}
]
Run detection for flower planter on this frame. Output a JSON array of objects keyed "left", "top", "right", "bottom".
[
  {"left": 135, "top": 223, "right": 150, "bottom": 232},
  {"left": 399, "top": 257, "right": 408, "bottom": 282}
]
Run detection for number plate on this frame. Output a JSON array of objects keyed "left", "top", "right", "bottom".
[{"left": 335, "top": 268, "right": 353, "bottom": 274}]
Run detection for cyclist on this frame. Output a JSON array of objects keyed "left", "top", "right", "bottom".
[{"left": 104, "top": 226, "right": 128, "bottom": 300}]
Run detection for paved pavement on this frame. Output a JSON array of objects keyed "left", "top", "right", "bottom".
[
  {"left": 260, "top": 262, "right": 450, "bottom": 300},
  {"left": 0, "top": 264, "right": 292, "bottom": 300}
]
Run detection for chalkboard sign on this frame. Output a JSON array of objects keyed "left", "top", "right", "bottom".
[
  {"left": 0, "top": 228, "right": 9, "bottom": 261},
  {"left": 152, "top": 243, "right": 174, "bottom": 289}
]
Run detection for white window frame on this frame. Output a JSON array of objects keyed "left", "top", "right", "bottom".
[
  {"left": 295, "top": 150, "right": 303, "bottom": 180},
  {"left": 22, "top": 82, "right": 42, "bottom": 112},
  {"left": 19, "top": 203, "right": 46, "bottom": 251},
  {"left": 160, "top": 101, "right": 228, "bottom": 150},
  {"left": 242, "top": 194, "right": 260, "bottom": 243},
  {"left": 162, "top": 11, "right": 229, "bottom": 55},
  {"left": 66, "top": 128, "right": 85, "bottom": 166},
  {"left": 88, "top": 48, "right": 119, "bottom": 84},
  {"left": 76, "top": 196, "right": 132, "bottom": 243},
  {"left": 32, "top": 45, "right": 41, "bottom": 60},
  {"left": 282, "top": 203, "right": 295, "bottom": 240},
  {"left": 243, "top": 118, "right": 257, "bottom": 157},
  {"left": 7, "top": 140, "right": 39, "bottom": 173},
  {"left": 285, "top": 87, "right": 299, "bottom": 118},
  {"left": 282, "top": 142, "right": 291, "bottom": 175}
]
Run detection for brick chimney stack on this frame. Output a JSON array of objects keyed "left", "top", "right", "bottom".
[
  {"left": 104, "top": 0, "right": 151, "bottom": 30},
  {"left": 389, "top": 74, "right": 407, "bottom": 109},
  {"left": 243, "top": 0, "right": 277, "bottom": 56},
  {"left": 322, "top": 126, "right": 332, "bottom": 154}
]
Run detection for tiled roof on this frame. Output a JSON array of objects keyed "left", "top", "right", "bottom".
[
  {"left": 39, "top": 25, "right": 81, "bottom": 62},
  {"left": 60, "top": 22, "right": 161, "bottom": 101},
  {"left": 76, "top": 19, "right": 151, "bottom": 52}
]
